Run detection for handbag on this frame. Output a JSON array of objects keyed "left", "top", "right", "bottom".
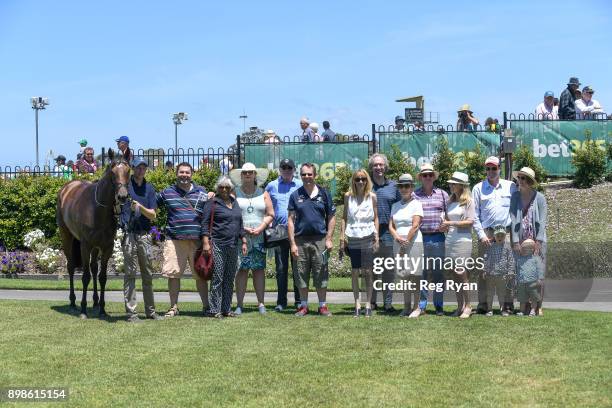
[
  {"left": 193, "top": 200, "right": 215, "bottom": 281},
  {"left": 263, "top": 223, "right": 288, "bottom": 248}
]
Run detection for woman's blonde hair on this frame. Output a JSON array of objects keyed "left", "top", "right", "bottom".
[
  {"left": 449, "top": 184, "right": 472, "bottom": 207},
  {"left": 349, "top": 169, "right": 372, "bottom": 197}
]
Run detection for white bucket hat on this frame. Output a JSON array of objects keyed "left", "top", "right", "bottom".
[
  {"left": 447, "top": 171, "right": 470, "bottom": 185},
  {"left": 229, "top": 162, "right": 270, "bottom": 187}
]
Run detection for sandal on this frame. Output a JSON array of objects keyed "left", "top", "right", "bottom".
[
  {"left": 222, "top": 311, "right": 237, "bottom": 318},
  {"left": 460, "top": 307, "right": 471, "bottom": 319},
  {"left": 164, "top": 307, "right": 179, "bottom": 318}
]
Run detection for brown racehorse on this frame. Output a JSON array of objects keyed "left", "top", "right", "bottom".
[{"left": 56, "top": 148, "right": 131, "bottom": 318}]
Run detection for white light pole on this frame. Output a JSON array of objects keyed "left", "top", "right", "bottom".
[{"left": 31, "top": 97, "right": 50, "bottom": 167}]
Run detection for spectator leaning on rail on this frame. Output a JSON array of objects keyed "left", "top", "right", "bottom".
[
  {"left": 120, "top": 157, "right": 163, "bottom": 323},
  {"left": 535, "top": 91, "right": 559, "bottom": 120},
  {"left": 394, "top": 115, "right": 406, "bottom": 131},
  {"left": 558, "top": 77, "right": 581, "bottom": 119},
  {"left": 300, "top": 116, "right": 315, "bottom": 142},
  {"left": 76, "top": 147, "right": 98, "bottom": 173},
  {"left": 266, "top": 158, "right": 303, "bottom": 311},
  {"left": 412, "top": 163, "right": 450, "bottom": 316},
  {"left": 288, "top": 163, "right": 336, "bottom": 317},
  {"left": 53, "top": 155, "right": 72, "bottom": 180},
  {"left": 575, "top": 86, "right": 605, "bottom": 119},
  {"left": 157, "top": 162, "right": 210, "bottom": 318},
  {"left": 456, "top": 104, "right": 479, "bottom": 131},
  {"left": 472, "top": 156, "right": 517, "bottom": 314},
  {"left": 201, "top": 176, "right": 248, "bottom": 318}
]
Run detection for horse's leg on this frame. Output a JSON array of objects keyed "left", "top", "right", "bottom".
[
  {"left": 80, "top": 243, "right": 92, "bottom": 319},
  {"left": 98, "top": 247, "right": 112, "bottom": 318},
  {"left": 59, "top": 227, "right": 77, "bottom": 309},
  {"left": 90, "top": 248, "right": 99, "bottom": 308}
]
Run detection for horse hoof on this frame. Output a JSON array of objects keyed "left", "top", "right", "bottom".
[{"left": 79, "top": 313, "right": 88, "bottom": 320}]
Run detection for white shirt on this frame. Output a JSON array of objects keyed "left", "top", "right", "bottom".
[
  {"left": 390, "top": 199, "right": 424, "bottom": 243},
  {"left": 472, "top": 178, "right": 517, "bottom": 240},
  {"left": 535, "top": 102, "right": 558, "bottom": 120},
  {"left": 345, "top": 194, "right": 376, "bottom": 238},
  {"left": 575, "top": 98, "right": 605, "bottom": 119}
]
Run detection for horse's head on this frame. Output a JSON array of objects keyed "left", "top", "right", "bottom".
[{"left": 107, "top": 148, "right": 131, "bottom": 203}]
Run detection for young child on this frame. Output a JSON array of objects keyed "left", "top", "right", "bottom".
[
  {"left": 515, "top": 239, "right": 545, "bottom": 316},
  {"left": 483, "top": 225, "right": 515, "bottom": 316}
]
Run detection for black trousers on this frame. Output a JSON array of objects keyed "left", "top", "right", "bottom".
[{"left": 274, "top": 240, "right": 301, "bottom": 307}]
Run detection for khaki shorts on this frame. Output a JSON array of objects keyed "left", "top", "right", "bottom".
[
  {"left": 294, "top": 236, "right": 329, "bottom": 289},
  {"left": 162, "top": 239, "right": 200, "bottom": 280}
]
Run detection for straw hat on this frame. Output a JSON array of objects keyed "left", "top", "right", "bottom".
[
  {"left": 417, "top": 163, "right": 439, "bottom": 179},
  {"left": 229, "top": 162, "right": 270, "bottom": 187},
  {"left": 457, "top": 104, "right": 473, "bottom": 113},
  {"left": 512, "top": 167, "right": 537, "bottom": 184},
  {"left": 397, "top": 173, "right": 415, "bottom": 185},
  {"left": 447, "top": 171, "right": 469, "bottom": 185}
]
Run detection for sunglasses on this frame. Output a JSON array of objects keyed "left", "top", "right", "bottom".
[
  {"left": 300, "top": 173, "right": 313, "bottom": 177},
  {"left": 218, "top": 186, "right": 232, "bottom": 190},
  {"left": 354, "top": 177, "right": 367, "bottom": 182},
  {"left": 421, "top": 173, "right": 434, "bottom": 178},
  {"left": 517, "top": 175, "right": 529, "bottom": 180},
  {"left": 486, "top": 167, "right": 498, "bottom": 171},
  {"left": 242, "top": 171, "right": 254, "bottom": 175},
  {"left": 280, "top": 166, "right": 293, "bottom": 170},
  {"left": 398, "top": 184, "right": 413, "bottom": 189}
]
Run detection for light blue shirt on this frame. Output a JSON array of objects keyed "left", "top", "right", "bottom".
[
  {"left": 265, "top": 176, "right": 302, "bottom": 225},
  {"left": 472, "top": 178, "right": 517, "bottom": 240}
]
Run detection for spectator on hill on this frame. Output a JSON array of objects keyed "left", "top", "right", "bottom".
[
  {"left": 263, "top": 129, "right": 280, "bottom": 144},
  {"left": 559, "top": 77, "right": 580, "bottom": 119},
  {"left": 53, "top": 155, "right": 72, "bottom": 180},
  {"left": 575, "top": 86, "right": 605, "bottom": 119},
  {"left": 76, "top": 147, "right": 99, "bottom": 173},
  {"left": 300, "top": 117, "right": 315, "bottom": 142},
  {"left": 535, "top": 91, "right": 559, "bottom": 120},
  {"left": 220, "top": 157, "right": 233, "bottom": 175},
  {"left": 413, "top": 121, "right": 425, "bottom": 132},
  {"left": 77, "top": 139, "right": 88, "bottom": 160},
  {"left": 165, "top": 160, "right": 174, "bottom": 171},
  {"left": 394, "top": 115, "right": 406, "bottom": 131},
  {"left": 321, "top": 121, "right": 336, "bottom": 142},
  {"left": 456, "top": 104, "right": 479, "bottom": 131}
]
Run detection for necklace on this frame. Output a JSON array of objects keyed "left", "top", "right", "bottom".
[{"left": 241, "top": 187, "right": 257, "bottom": 213}]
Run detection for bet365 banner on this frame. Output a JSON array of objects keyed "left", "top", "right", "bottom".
[
  {"left": 244, "top": 142, "right": 370, "bottom": 196},
  {"left": 378, "top": 131, "right": 500, "bottom": 170},
  {"left": 508, "top": 120, "right": 612, "bottom": 176}
]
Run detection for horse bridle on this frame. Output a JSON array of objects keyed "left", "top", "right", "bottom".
[{"left": 94, "top": 161, "right": 130, "bottom": 217}]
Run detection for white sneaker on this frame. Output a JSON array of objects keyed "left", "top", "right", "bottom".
[
  {"left": 408, "top": 309, "right": 422, "bottom": 318},
  {"left": 234, "top": 307, "right": 242, "bottom": 316},
  {"left": 485, "top": 311, "right": 494, "bottom": 317},
  {"left": 529, "top": 309, "right": 536, "bottom": 317},
  {"left": 274, "top": 305, "right": 284, "bottom": 312},
  {"left": 258, "top": 305, "right": 267, "bottom": 315}
]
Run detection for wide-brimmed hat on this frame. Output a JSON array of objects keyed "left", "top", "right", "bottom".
[
  {"left": 568, "top": 77, "right": 581, "bottom": 86},
  {"left": 457, "top": 104, "right": 473, "bottom": 113},
  {"left": 397, "top": 173, "right": 414, "bottom": 185},
  {"left": 447, "top": 171, "right": 469, "bottom": 185},
  {"left": 229, "top": 162, "right": 270, "bottom": 187},
  {"left": 417, "top": 163, "right": 439, "bottom": 179},
  {"left": 512, "top": 167, "right": 537, "bottom": 184}
]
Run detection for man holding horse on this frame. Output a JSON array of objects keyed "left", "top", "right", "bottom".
[
  {"left": 120, "top": 157, "right": 164, "bottom": 322},
  {"left": 157, "top": 162, "right": 210, "bottom": 317}
]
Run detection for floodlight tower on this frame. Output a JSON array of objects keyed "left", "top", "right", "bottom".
[
  {"left": 172, "top": 112, "right": 188, "bottom": 154},
  {"left": 31, "top": 97, "right": 50, "bottom": 166}
]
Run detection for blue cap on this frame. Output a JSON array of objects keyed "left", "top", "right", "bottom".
[
  {"left": 544, "top": 91, "right": 554, "bottom": 98},
  {"left": 131, "top": 157, "right": 148, "bottom": 167},
  {"left": 115, "top": 135, "right": 130, "bottom": 143}
]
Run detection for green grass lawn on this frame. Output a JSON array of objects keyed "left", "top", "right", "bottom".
[{"left": 0, "top": 300, "right": 610, "bottom": 407}]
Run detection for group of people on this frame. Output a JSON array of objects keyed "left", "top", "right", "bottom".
[
  {"left": 52, "top": 136, "right": 131, "bottom": 178},
  {"left": 537, "top": 76, "right": 606, "bottom": 120},
  {"left": 120, "top": 149, "right": 547, "bottom": 322}
]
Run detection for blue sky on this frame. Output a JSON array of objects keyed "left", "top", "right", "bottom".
[{"left": 1, "top": 0, "right": 610, "bottom": 167}]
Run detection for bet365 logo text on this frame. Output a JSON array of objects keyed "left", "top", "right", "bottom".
[{"left": 532, "top": 138, "right": 607, "bottom": 158}]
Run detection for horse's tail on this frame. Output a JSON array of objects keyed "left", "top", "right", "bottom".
[{"left": 72, "top": 239, "right": 82, "bottom": 268}]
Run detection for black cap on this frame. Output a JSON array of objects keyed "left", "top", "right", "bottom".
[
  {"left": 54, "top": 155, "right": 66, "bottom": 162},
  {"left": 280, "top": 158, "right": 295, "bottom": 169}
]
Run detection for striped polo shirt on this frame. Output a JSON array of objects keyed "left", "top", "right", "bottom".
[
  {"left": 157, "top": 183, "right": 208, "bottom": 240},
  {"left": 412, "top": 187, "right": 449, "bottom": 234}
]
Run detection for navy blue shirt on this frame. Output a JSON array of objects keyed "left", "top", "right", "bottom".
[
  {"left": 201, "top": 196, "right": 245, "bottom": 248},
  {"left": 120, "top": 177, "right": 157, "bottom": 234},
  {"left": 373, "top": 178, "right": 401, "bottom": 226},
  {"left": 321, "top": 129, "right": 336, "bottom": 142},
  {"left": 288, "top": 185, "right": 336, "bottom": 237}
]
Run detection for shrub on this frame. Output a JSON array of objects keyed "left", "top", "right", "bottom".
[
  {"left": 513, "top": 144, "right": 547, "bottom": 183},
  {"left": 333, "top": 165, "right": 353, "bottom": 204},
  {"left": 572, "top": 135, "right": 607, "bottom": 188},
  {"left": 432, "top": 136, "right": 457, "bottom": 190},
  {"left": 462, "top": 144, "right": 487, "bottom": 187},
  {"left": 386, "top": 144, "right": 417, "bottom": 181}
]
